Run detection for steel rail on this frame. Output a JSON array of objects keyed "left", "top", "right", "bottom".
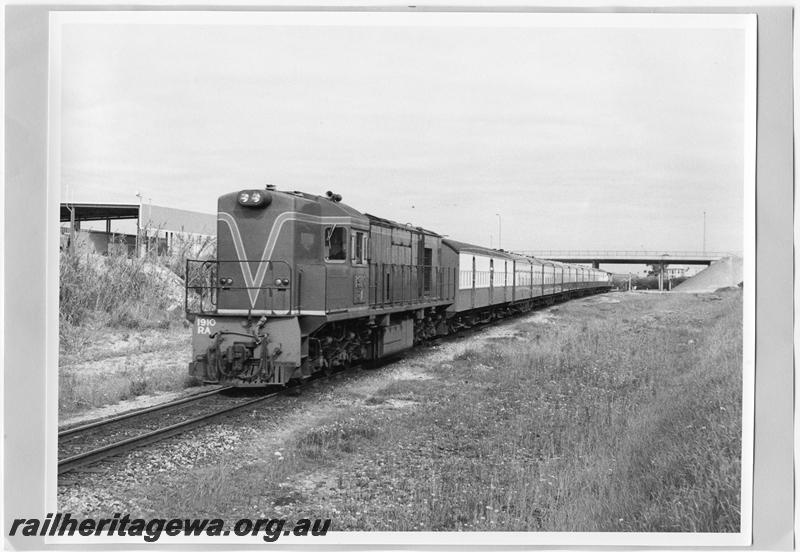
[
  {"left": 58, "top": 386, "right": 234, "bottom": 438},
  {"left": 58, "top": 392, "right": 278, "bottom": 474}
]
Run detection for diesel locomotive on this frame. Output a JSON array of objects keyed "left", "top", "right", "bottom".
[{"left": 185, "top": 186, "right": 612, "bottom": 386}]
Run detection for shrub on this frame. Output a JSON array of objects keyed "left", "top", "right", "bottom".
[{"left": 59, "top": 234, "right": 206, "bottom": 346}]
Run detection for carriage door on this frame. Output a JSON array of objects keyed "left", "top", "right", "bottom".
[
  {"left": 416, "top": 233, "right": 425, "bottom": 300},
  {"left": 351, "top": 229, "right": 369, "bottom": 306},
  {"left": 541, "top": 263, "right": 546, "bottom": 296},
  {"left": 324, "top": 225, "right": 351, "bottom": 311},
  {"left": 530, "top": 262, "right": 534, "bottom": 297},
  {"left": 470, "top": 256, "right": 476, "bottom": 310},
  {"left": 489, "top": 258, "right": 494, "bottom": 305},
  {"left": 511, "top": 260, "right": 516, "bottom": 302},
  {"left": 505, "top": 261, "right": 511, "bottom": 302},
  {"left": 423, "top": 246, "right": 433, "bottom": 298}
]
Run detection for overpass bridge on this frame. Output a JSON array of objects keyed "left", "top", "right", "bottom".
[{"left": 519, "top": 250, "right": 732, "bottom": 268}]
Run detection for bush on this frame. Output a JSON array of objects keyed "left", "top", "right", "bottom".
[
  {"left": 59, "top": 235, "right": 210, "bottom": 346},
  {"left": 152, "top": 232, "right": 216, "bottom": 281}
]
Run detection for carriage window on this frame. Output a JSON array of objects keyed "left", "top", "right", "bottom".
[
  {"left": 325, "top": 226, "right": 346, "bottom": 262},
  {"left": 351, "top": 231, "right": 367, "bottom": 265}
]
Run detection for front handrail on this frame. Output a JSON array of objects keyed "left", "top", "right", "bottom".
[{"left": 185, "top": 259, "right": 292, "bottom": 316}]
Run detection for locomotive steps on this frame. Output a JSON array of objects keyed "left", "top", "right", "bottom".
[{"left": 59, "top": 290, "right": 742, "bottom": 533}]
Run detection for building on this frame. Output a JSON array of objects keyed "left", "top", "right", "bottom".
[
  {"left": 60, "top": 202, "right": 216, "bottom": 257},
  {"left": 665, "top": 265, "right": 704, "bottom": 279}
]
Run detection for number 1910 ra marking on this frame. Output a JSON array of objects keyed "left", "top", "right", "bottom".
[{"left": 196, "top": 318, "right": 217, "bottom": 334}]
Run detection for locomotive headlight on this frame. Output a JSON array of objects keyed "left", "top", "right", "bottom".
[
  {"left": 237, "top": 189, "right": 272, "bottom": 208},
  {"left": 275, "top": 278, "right": 283, "bottom": 286},
  {"left": 282, "top": 278, "right": 290, "bottom": 286}
]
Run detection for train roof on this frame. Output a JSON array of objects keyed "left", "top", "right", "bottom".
[
  {"left": 444, "top": 241, "right": 561, "bottom": 266},
  {"left": 257, "top": 189, "right": 440, "bottom": 234},
  {"left": 251, "top": 189, "right": 371, "bottom": 221},
  {"left": 297, "top": 191, "right": 369, "bottom": 219},
  {"left": 442, "top": 239, "right": 518, "bottom": 259},
  {"left": 443, "top": 239, "right": 614, "bottom": 271},
  {"left": 365, "top": 213, "right": 442, "bottom": 237}
]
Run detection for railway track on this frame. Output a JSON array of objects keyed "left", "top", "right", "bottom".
[
  {"left": 58, "top": 387, "right": 279, "bottom": 475},
  {"left": 57, "top": 292, "right": 601, "bottom": 477}
]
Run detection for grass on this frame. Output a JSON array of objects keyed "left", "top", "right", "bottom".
[
  {"left": 106, "top": 290, "right": 743, "bottom": 532},
  {"left": 58, "top": 333, "right": 197, "bottom": 415},
  {"left": 142, "top": 443, "right": 305, "bottom": 520},
  {"left": 58, "top": 235, "right": 213, "bottom": 415}
]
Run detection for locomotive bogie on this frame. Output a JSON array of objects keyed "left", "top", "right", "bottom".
[{"left": 300, "top": 308, "right": 445, "bottom": 378}]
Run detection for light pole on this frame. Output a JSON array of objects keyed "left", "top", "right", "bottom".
[
  {"left": 702, "top": 211, "right": 706, "bottom": 254},
  {"left": 496, "top": 213, "right": 502, "bottom": 250},
  {"left": 135, "top": 192, "right": 143, "bottom": 257}
]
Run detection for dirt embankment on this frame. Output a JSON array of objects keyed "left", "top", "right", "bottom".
[{"left": 673, "top": 256, "right": 743, "bottom": 293}]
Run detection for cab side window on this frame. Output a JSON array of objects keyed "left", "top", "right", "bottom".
[
  {"left": 351, "top": 231, "right": 368, "bottom": 265},
  {"left": 325, "top": 226, "right": 347, "bottom": 262}
]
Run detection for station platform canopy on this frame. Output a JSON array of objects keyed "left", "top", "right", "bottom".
[
  {"left": 60, "top": 202, "right": 216, "bottom": 256},
  {"left": 61, "top": 202, "right": 216, "bottom": 238},
  {"left": 60, "top": 203, "right": 140, "bottom": 223}
]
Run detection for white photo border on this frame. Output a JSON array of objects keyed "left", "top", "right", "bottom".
[{"left": 41, "top": 8, "right": 757, "bottom": 549}]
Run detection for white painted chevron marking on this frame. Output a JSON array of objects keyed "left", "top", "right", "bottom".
[{"left": 218, "top": 211, "right": 353, "bottom": 308}]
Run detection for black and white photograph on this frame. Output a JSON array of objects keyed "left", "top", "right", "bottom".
[{"left": 9, "top": 6, "right": 771, "bottom": 547}]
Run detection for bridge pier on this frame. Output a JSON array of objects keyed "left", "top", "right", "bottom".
[{"left": 592, "top": 261, "right": 600, "bottom": 269}]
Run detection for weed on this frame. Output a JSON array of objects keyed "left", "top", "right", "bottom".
[{"left": 297, "top": 420, "right": 380, "bottom": 460}]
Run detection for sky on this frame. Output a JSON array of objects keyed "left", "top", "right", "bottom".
[{"left": 58, "top": 13, "right": 751, "bottom": 255}]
